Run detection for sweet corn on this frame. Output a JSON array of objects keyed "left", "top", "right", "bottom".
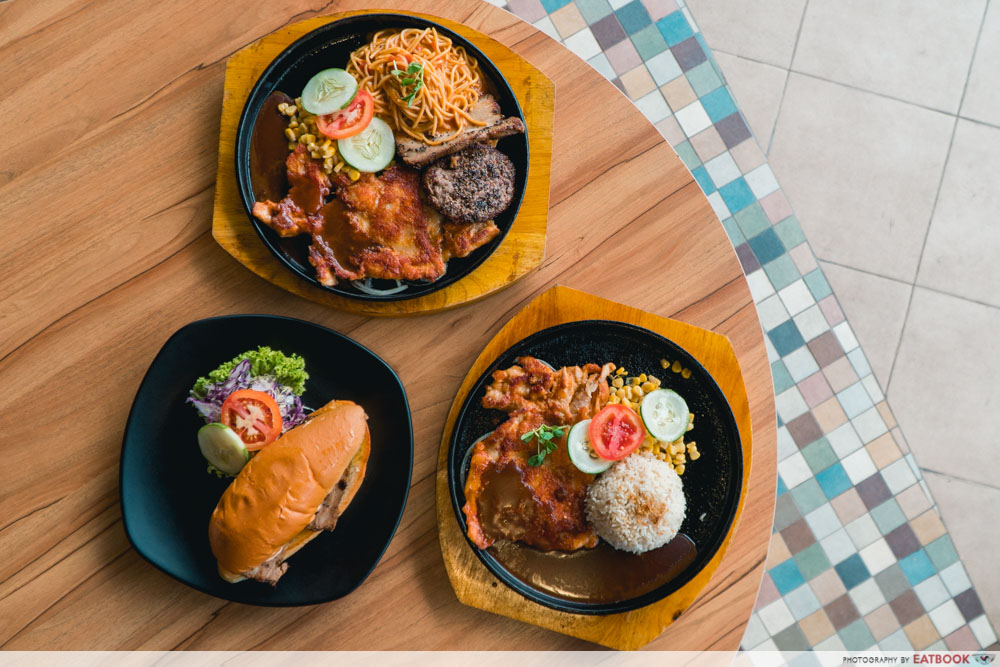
[
  {"left": 616, "top": 367, "right": 627, "bottom": 376},
  {"left": 631, "top": 376, "right": 640, "bottom": 386},
  {"left": 284, "top": 128, "right": 296, "bottom": 141},
  {"left": 672, "top": 360, "right": 683, "bottom": 373},
  {"left": 608, "top": 395, "right": 620, "bottom": 405},
  {"left": 660, "top": 359, "right": 669, "bottom": 369},
  {"left": 689, "top": 450, "right": 700, "bottom": 461},
  {"left": 641, "top": 381, "right": 655, "bottom": 393},
  {"left": 638, "top": 373, "right": 647, "bottom": 382},
  {"left": 612, "top": 377, "right": 624, "bottom": 388},
  {"left": 649, "top": 375, "right": 660, "bottom": 385},
  {"left": 632, "top": 386, "right": 644, "bottom": 399},
  {"left": 348, "top": 168, "right": 361, "bottom": 181},
  {"left": 681, "top": 368, "right": 692, "bottom": 379},
  {"left": 675, "top": 464, "right": 685, "bottom": 475}
]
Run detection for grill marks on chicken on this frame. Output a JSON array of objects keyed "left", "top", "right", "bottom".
[
  {"left": 463, "top": 356, "right": 616, "bottom": 552},
  {"left": 252, "top": 152, "right": 499, "bottom": 287}
]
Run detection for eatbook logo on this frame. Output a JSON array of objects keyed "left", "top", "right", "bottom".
[{"left": 974, "top": 655, "right": 995, "bottom": 665}]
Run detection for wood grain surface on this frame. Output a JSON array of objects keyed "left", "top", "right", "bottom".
[
  {"left": 213, "top": 12, "right": 554, "bottom": 316},
  {"left": 436, "top": 286, "right": 756, "bottom": 649},
  {"left": 0, "top": 0, "right": 776, "bottom": 650}
]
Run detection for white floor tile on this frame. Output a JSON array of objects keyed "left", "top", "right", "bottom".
[
  {"left": 820, "top": 262, "right": 911, "bottom": 388},
  {"left": 918, "top": 120, "right": 1000, "bottom": 308},
  {"left": 890, "top": 288, "right": 1000, "bottom": 487},
  {"left": 769, "top": 75, "right": 953, "bottom": 282},
  {"left": 962, "top": 0, "right": 1000, "bottom": 126},
  {"left": 685, "top": 0, "right": 807, "bottom": 67},
  {"left": 792, "top": 0, "right": 984, "bottom": 112}
]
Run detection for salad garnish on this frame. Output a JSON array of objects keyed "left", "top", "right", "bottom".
[
  {"left": 521, "top": 424, "right": 567, "bottom": 467},
  {"left": 187, "top": 347, "right": 309, "bottom": 477}
]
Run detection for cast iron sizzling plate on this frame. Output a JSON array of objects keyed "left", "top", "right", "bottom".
[
  {"left": 120, "top": 315, "right": 413, "bottom": 606},
  {"left": 234, "top": 13, "right": 529, "bottom": 301},
  {"left": 447, "top": 320, "right": 743, "bottom": 615}
]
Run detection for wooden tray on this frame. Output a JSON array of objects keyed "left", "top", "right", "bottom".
[
  {"left": 434, "top": 285, "right": 754, "bottom": 650},
  {"left": 212, "top": 11, "right": 553, "bottom": 316}
]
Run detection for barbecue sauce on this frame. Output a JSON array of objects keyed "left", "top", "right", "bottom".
[
  {"left": 490, "top": 534, "right": 697, "bottom": 604},
  {"left": 250, "top": 92, "right": 293, "bottom": 203}
]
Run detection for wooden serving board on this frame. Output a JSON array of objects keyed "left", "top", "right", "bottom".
[
  {"left": 435, "top": 285, "right": 754, "bottom": 650},
  {"left": 211, "top": 11, "right": 553, "bottom": 316}
]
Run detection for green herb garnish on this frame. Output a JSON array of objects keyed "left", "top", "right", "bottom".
[
  {"left": 392, "top": 61, "right": 425, "bottom": 107},
  {"left": 521, "top": 424, "right": 567, "bottom": 466}
]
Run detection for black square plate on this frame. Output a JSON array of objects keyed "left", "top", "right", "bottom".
[{"left": 120, "top": 314, "right": 412, "bottom": 606}]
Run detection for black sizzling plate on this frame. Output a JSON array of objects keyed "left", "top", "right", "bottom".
[
  {"left": 120, "top": 315, "right": 413, "bottom": 606},
  {"left": 447, "top": 320, "right": 744, "bottom": 615},
  {"left": 234, "top": 13, "right": 529, "bottom": 301}
]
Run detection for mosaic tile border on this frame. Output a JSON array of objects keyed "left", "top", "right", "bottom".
[{"left": 487, "top": 0, "right": 999, "bottom": 651}]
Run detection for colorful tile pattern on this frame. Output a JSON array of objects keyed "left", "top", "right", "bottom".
[{"left": 490, "top": 0, "right": 999, "bottom": 651}]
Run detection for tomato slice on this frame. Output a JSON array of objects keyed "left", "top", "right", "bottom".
[
  {"left": 316, "top": 89, "right": 374, "bottom": 139},
  {"left": 220, "top": 389, "right": 283, "bottom": 451},
  {"left": 589, "top": 404, "right": 646, "bottom": 461}
]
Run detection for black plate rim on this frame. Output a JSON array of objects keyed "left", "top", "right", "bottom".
[
  {"left": 234, "top": 12, "right": 529, "bottom": 302},
  {"left": 446, "top": 319, "right": 744, "bottom": 615},
  {"left": 119, "top": 313, "right": 414, "bottom": 607}
]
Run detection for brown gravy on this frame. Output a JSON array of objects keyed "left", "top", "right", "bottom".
[
  {"left": 490, "top": 534, "right": 697, "bottom": 604},
  {"left": 250, "top": 91, "right": 293, "bottom": 203},
  {"left": 476, "top": 464, "right": 543, "bottom": 545}
]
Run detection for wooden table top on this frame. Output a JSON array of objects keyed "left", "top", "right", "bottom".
[{"left": 0, "top": 0, "right": 776, "bottom": 651}]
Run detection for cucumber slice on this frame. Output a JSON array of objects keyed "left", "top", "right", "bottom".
[
  {"left": 338, "top": 117, "right": 395, "bottom": 173},
  {"left": 640, "top": 389, "right": 690, "bottom": 442},
  {"left": 301, "top": 68, "right": 358, "bottom": 115},
  {"left": 197, "top": 423, "right": 249, "bottom": 476},
  {"left": 567, "top": 419, "right": 614, "bottom": 474}
]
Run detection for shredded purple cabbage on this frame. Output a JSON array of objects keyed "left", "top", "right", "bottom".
[{"left": 187, "top": 359, "right": 307, "bottom": 431}]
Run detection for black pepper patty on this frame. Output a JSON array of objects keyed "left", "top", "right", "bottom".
[{"left": 422, "top": 143, "right": 516, "bottom": 224}]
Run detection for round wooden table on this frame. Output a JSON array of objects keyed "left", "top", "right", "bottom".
[{"left": 0, "top": 0, "right": 776, "bottom": 650}]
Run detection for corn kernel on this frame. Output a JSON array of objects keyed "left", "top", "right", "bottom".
[
  {"left": 686, "top": 443, "right": 696, "bottom": 452},
  {"left": 284, "top": 128, "right": 296, "bottom": 141},
  {"left": 638, "top": 373, "right": 647, "bottom": 382},
  {"left": 632, "top": 386, "right": 644, "bottom": 399},
  {"left": 672, "top": 360, "right": 683, "bottom": 373},
  {"left": 640, "top": 381, "right": 654, "bottom": 393},
  {"left": 608, "top": 395, "right": 620, "bottom": 405},
  {"left": 349, "top": 168, "right": 361, "bottom": 181},
  {"left": 612, "top": 377, "right": 623, "bottom": 388},
  {"left": 681, "top": 368, "right": 692, "bottom": 379},
  {"left": 617, "top": 367, "right": 627, "bottom": 376},
  {"left": 689, "top": 450, "right": 700, "bottom": 461},
  {"left": 660, "top": 359, "right": 669, "bottom": 369},
  {"left": 675, "top": 464, "right": 685, "bottom": 475}
]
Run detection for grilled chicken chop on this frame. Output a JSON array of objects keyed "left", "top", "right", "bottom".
[
  {"left": 252, "top": 151, "right": 499, "bottom": 286},
  {"left": 395, "top": 94, "right": 525, "bottom": 168},
  {"left": 462, "top": 356, "right": 616, "bottom": 552},
  {"left": 251, "top": 145, "right": 330, "bottom": 237}
]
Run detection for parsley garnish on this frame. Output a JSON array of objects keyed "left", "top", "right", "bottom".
[
  {"left": 391, "top": 61, "right": 425, "bottom": 107},
  {"left": 521, "top": 424, "right": 567, "bottom": 466}
]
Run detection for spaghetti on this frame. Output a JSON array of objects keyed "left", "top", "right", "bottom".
[{"left": 347, "top": 28, "right": 487, "bottom": 145}]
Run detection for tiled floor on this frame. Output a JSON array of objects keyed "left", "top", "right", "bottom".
[
  {"left": 686, "top": 0, "right": 1000, "bottom": 639},
  {"left": 489, "top": 0, "right": 1000, "bottom": 651}
]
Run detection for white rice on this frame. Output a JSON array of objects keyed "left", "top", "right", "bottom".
[{"left": 585, "top": 451, "right": 686, "bottom": 554}]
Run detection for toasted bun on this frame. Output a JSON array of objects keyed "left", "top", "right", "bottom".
[{"left": 209, "top": 400, "right": 369, "bottom": 577}]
